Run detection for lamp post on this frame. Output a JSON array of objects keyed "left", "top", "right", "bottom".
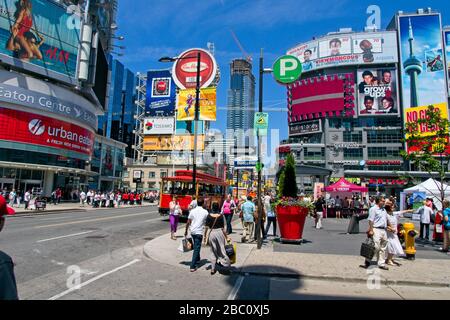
[{"left": 159, "top": 52, "right": 202, "bottom": 191}]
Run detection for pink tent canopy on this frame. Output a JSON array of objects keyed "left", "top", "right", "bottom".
[{"left": 324, "top": 178, "right": 368, "bottom": 193}]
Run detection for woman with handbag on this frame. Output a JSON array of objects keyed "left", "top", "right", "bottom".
[
  {"left": 169, "top": 196, "right": 181, "bottom": 240},
  {"left": 204, "top": 202, "right": 231, "bottom": 275},
  {"left": 221, "top": 195, "right": 235, "bottom": 235}
]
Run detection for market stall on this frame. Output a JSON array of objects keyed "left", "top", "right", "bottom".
[
  {"left": 401, "top": 178, "right": 450, "bottom": 211},
  {"left": 323, "top": 178, "right": 368, "bottom": 218}
]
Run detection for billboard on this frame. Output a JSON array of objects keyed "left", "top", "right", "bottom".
[
  {"left": 0, "top": 0, "right": 82, "bottom": 84},
  {"left": 357, "top": 68, "right": 399, "bottom": 116},
  {"left": 176, "top": 87, "right": 216, "bottom": 121},
  {"left": 143, "top": 135, "right": 205, "bottom": 151},
  {"left": 398, "top": 14, "right": 448, "bottom": 152},
  {"left": 145, "top": 70, "right": 176, "bottom": 117},
  {"left": 0, "top": 107, "right": 94, "bottom": 156},
  {"left": 143, "top": 117, "right": 175, "bottom": 135},
  {"left": 287, "top": 32, "right": 398, "bottom": 72},
  {"left": 445, "top": 30, "right": 450, "bottom": 95},
  {"left": 175, "top": 120, "right": 205, "bottom": 135}
]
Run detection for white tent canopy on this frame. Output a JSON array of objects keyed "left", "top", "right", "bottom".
[{"left": 404, "top": 178, "right": 450, "bottom": 195}]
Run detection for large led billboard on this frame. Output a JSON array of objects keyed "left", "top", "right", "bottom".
[
  {"left": 0, "top": 0, "right": 82, "bottom": 85},
  {"left": 398, "top": 14, "right": 448, "bottom": 153},
  {"left": 145, "top": 69, "right": 176, "bottom": 117},
  {"left": 287, "top": 32, "right": 398, "bottom": 72},
  {"left": 143, "top": 135, "right": 205, "bottom": 151},
  {"left": 445, "top": 30, "right": 450, "bottom": 96},
  {"left": 357, "top": 68, "right": 399, "bottom": 116}
]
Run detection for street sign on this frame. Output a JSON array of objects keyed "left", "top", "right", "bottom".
[
  {"left": 254, "top": 112, "right": 269, "bottom": 136},
  {"left": 273, "top": 55, "right": 302, "bottom": 84},
  {"left": 172, "top": 48, "right": 218, "bottom": 89}
]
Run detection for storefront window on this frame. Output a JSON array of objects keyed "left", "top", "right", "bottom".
[
  {"left": 91, "top": 142, "right": 101, "bottom": 173},
  {"left": 0, "top": 149, "right": 86, "bottom": 170},
  {"left": 101, "top": 145, "right": 114, "bottom": 177},
  {"left": 115, "top": 148, "right": 124, "bottom": 178},
  {"left": 20, "top": 169, "right": 32, "bottom": 180}
]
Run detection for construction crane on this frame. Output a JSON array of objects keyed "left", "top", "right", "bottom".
[{"left": 229, "top": 29, "right": 252, "bottom": 62}]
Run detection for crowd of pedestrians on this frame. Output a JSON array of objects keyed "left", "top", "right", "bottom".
[{"left": 79, "top": 190, "right": 159, "bottom": 208}]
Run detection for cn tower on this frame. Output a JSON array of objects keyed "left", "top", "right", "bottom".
[{"left": 403, "top": 18, "right": 423, "bottom": 107}]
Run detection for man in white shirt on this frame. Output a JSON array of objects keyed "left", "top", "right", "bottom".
[
  {"left": 86, "top": 190, "right": 93, "bottom": 206},
  {"left": 184, "top": 198, "right": 209, "bottom": 272},
  {"left": 188, "top": 196, "right": 198, "bottom": 211},
  {"left": 79, "top": 191, "right": 86, "bottom": 207},
  {"left": 419, "top": 199, "right": 433, "bottom": 241},
  {"left": 24, "top": 190, "right": 31, "bottom": 210},
  {"left": 361, "top": 197, "right": 390, "bottom": 270}
]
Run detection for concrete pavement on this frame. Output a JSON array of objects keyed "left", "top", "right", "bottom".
[{"left": 143, "top": 216, "right": 450, "bottom": 290}]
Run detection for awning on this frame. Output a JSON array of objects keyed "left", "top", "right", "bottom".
[{"left": 324, "top": 177, "right": 368, "bottom": 193}]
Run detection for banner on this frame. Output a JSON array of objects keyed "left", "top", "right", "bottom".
[
  {"left": 0, "top": 0, "right": 81, "bottom": 84},
  {"left": 287, "top": 32, "right": 398, "bottom": 72},
  {"left": 445, "top": 30, "right": 450, "bottom": 96},
  {"left": 176, "top": 87, "right": 216, "bottom": 121},
  {"left": 175, "top": 120, "right": 204, "bottom": 135},
  {"left": 143, "top": 117, "right": 175, "bottom": 135},
  {"left": 145, "top": 70, "right": 176, "bottom": 117},
  {"left": 143, "top": 135, "right": 205, "bottom": 151},
  {"left": 398, "top": 14, "right": 449, "bottom": 153},
  {"left": 0, "top": 107, "right": 94, "bottom": 156},
  {"left": 357, "top": 68, "right": 399, "bottom": 116}
]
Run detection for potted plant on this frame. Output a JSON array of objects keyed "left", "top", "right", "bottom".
[{"left": 274, "top": 154, "right": 312, "bottom": 243}]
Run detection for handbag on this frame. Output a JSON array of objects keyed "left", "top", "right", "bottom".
[
  {"left": 181, "top": 237, "right": 193, "bottom": 252},
  {"left": 360, "top": 237, "right": 376, "bottom": 260},
  {"left": 202, "top": 216, "right": 219, "bottom": 246},
  {"left": 225, "top": 239, "right": 236, "bottom": 264}
]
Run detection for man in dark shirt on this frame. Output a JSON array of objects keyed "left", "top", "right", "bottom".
[{"left": 0, "top": 195, "right": 18, "bottom": 300}]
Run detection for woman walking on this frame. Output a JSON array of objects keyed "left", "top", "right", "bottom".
[
  {"left": 265, "top": 195, "right": 277, "bottom": 237},
  {"left": 221, "top": 195, "right": 235, "bottom": 235},
  {"left": 384, "top": 200, "right": 412, "bottom": 266},
  {"left": 169, "top": 196, "right": 181, "bottom": 240},
  {"left": 205, "top": 202, "right": 231, "bottom": 275}
]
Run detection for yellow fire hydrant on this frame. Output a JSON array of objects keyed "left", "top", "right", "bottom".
[{"left": 399, "top": 222, "right": 418, "bottom": 260}]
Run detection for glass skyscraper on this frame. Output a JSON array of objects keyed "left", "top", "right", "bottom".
[{"left": 226, "top": 59, "right": 256, "bottom": 147}]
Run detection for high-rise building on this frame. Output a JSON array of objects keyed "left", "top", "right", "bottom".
[{"left": 226, "top": 59, "right": 256, "bottom": 147}]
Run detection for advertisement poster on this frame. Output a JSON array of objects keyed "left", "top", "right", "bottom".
[
  {"left": 0, "top": 0, "right": 81, "bottom": 83},
  {"left": 0, "top": 107, "right": 94, "bottom": 156},
  {"left": 398, "top": 14, "right": 449, "bottom": 152},
  {"left": 357, "top": 68, "right": 399, "bottom": 115},
  {"left": 176, "top": 87, "right": 216, "bottom": 121},
  {"left": 445, "top": 31, "right": 450, "bottom": 95},
  {"left": 143, "top": 117, "right": 175, "bottom": 135},
  {"left": 175, "top": 120, "right": 204, "bottom": 135},
  {"left": 313, "top": 183, "right": 324, "bottom": 201},
  {"left": 287, "top": 32, "right": 398, "bottom": 72},
  {"left": 145, "top": 70, "right": 176, "bottom": 117},
  {"left": 143, "top": 135, "right": 205, "bottom": 151}
]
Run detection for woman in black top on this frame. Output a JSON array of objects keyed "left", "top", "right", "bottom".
[{"left": 205, "top": 202, "right": 231, "bottom": 274}]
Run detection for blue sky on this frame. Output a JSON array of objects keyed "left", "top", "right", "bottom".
[{"left": 116, "top": 0, "right": 450, "bottom": 142}]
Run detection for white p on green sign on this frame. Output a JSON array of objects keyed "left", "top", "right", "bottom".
[{"left": 273, "top": 55, "right": 302, "bottom": 84}]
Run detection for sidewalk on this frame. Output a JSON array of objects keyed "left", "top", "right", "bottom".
[
  {"left": 11, "top": 202, "right": 158, "bottom": 216},
  {"left": 143, "top": 217, "right": 450, "bottom": 288}
]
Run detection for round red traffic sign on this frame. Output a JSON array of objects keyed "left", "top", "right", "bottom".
[{"left": 172, "top": 48, "right": 217, "bottom": 89}]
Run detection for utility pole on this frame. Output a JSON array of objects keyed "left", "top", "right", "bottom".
[
  {"left": 192, "top": 51, "right": 201, "bottom": 192},
  {"left": 256, "top": 49, "right": 264, "bottom": 250}
]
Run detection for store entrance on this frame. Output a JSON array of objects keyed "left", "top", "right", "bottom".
[
  {"left": 0, "top": 178, "right": 15, "bottom": 192},
  {"left": 18, "top": 180, "right": 42, "bottom": 194}
]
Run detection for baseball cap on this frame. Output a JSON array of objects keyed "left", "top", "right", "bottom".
[{"left": 0, "top": 195, "right": 15, "bottom": 216}]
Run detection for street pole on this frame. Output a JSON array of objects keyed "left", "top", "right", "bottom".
[
  {"left": 257, "top": 48, "right": 264, "bottom": 250},
  {"left": 192, "top": 52, "right": 201, "bottom": 195}
]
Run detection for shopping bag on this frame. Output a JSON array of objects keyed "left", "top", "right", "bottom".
[
  {"left": 360, "top": 237, "right": 375, "bottom": 260},
  {"left": 225, "top": 240, "right": 236, "bottom": 264},
  {"left": 181, "top": 237, "right": 193, "bottom": 252},
  {"left": 435, "top": 224, "right": 443, "bottom": 233}
]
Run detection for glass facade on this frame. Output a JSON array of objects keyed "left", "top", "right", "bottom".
[
  {"left": 343, "top": 149, "right": 363, "bottom": 159},
  {"left": 368, "top": 147, "right": 401, "bottom": 159}
]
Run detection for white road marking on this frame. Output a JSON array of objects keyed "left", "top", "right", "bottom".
[
  {"left": 227, "top": 276, "right": 245, "bottom": 300},
  {"left": 34, "top": 212, "right": 152, "bottom": 229},
  {"left": 48, "top": 259, "right": 141, "bottom": 300},
  {"left": 37, "top": 231, "right": 95, "bottom": 243}
]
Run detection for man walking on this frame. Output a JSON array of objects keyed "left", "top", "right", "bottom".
[
  {"left": 314, "top": 196, "right": 326, "bottom": 229},
  {"left": 361, "top": 197, "right": 390, "bottom": 270},
  {"left": 418, "top": 199, "right": 433, "bottom": 241},
  {"left": 241, "top": 196, "right": 256, "bottom": 243},
  {"left": 79, "top": 190, "right": 86, "bottom": 207},
  {"left": 24, "top": 190, "right": 31, "bottom": 210},
  {"left": 184, "top": 198, "right": 209, "bottom": 272}
]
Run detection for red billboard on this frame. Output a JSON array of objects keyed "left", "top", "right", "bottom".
[
  {"left": 172, "top": 48, "right": 217, "bottom": 89},
  {"left": 0, "top": 108, "right": 94, "bottom": 156}
]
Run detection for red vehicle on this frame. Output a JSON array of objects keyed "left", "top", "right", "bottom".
[{"left": 159, "top": 170, "right": 227, "bottom": 218}]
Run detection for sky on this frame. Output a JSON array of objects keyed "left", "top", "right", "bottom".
[{"left": 115, "top": 0, "right": 450, "bottom": 144}]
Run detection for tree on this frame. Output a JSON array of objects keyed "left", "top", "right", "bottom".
[
  {"left": 281, "top": 153, "right": 298, "bottom": 198},
  {"left": 401, "top": 104, "right": 450, "bottom": 207}
]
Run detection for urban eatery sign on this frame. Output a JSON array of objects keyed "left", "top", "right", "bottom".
[{"left": 0, "top": 108, "right": 94, "bottom": 156}]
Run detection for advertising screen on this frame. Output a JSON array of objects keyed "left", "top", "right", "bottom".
[
  {"left": 0, "top": 107, "right": 94, "bottom": 156},
  {"left": 175, "top": 120, "right": 204, "bottom": 135},
  {"left": 0, "top": 0, "right": 81, "bottom": 84},
  {"left": 143, "top": 117, "right": 175, "bottom": 135},
  {"left": 145, "top": 70, "right": 176, "bottom": 117},
  {"left": 287, "top": 32, "right": 398, "bottom": 72},
  {"left": 143, "top": 135, "right": 205, "bottom": 151},
  {"left": 398, "top": 14, "right": 448, "bottom": 152},
  {"left": 445, "top": 30, "right": 450, "bottom": 95},
  {"left": 176, "top": 87, "right": 216, "bottom": 121},
  {"left": 357, "top": 68, "right": 399, "bottom": 116}
]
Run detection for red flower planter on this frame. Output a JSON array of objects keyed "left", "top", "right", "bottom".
[{"left": 276, "top": 205, "right": 308, "bottom": 243}]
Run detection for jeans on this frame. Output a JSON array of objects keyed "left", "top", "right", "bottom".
[
  {"left": 266, "top": 217, "right": 277, "bottom": 236},
  {"left": 420, "top": 223, "right": 430, "bottom": 240},
  {"left": 224, "top": 214, "right": 233, "bottom": 234},
  {"left": 190, "top": 234, "right": 203, "bottom": 270}
]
